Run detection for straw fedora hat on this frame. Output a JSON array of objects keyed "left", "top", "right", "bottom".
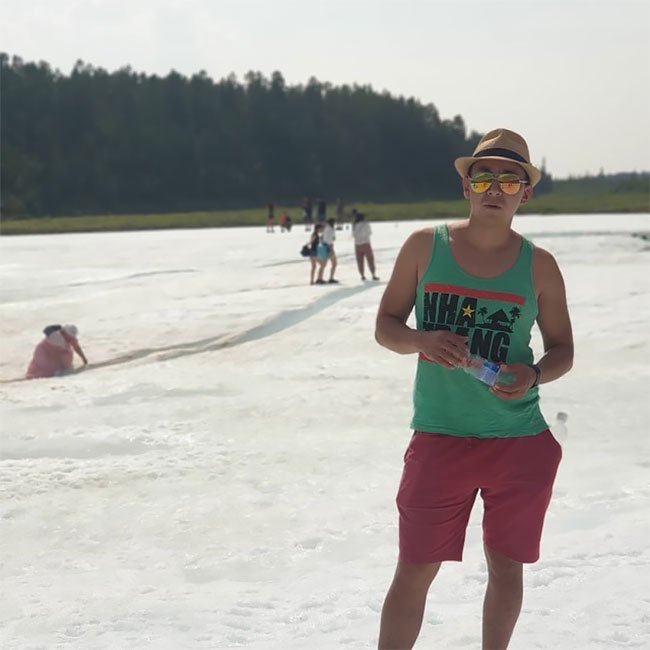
[{"left": 454, "top": 128, "right": 541, "bottom": 187}]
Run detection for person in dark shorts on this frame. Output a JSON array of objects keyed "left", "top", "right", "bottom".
[
  {"left": 316, "top": 198, "right": 326, "bottom": 224},
  {"left": 335, "top": 197, "right": 346, "bottom": 228},
  {"left": 266, "top": 202, "right": 275, "bottom": 233},
  {"left": 303, "top": 197, "right": 313, "bottom": 231},
  {"left": 375, "top": 128, "right": 574, "bottom": 650}
]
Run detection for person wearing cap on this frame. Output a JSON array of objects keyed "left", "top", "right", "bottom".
[
  {"left": 25, "top": 324, "right": 88, "bottom": 379},
  {"left": 375, "top": 128, "right": 573, "bottom": 649}
]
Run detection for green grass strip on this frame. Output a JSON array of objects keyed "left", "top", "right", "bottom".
[{"left": 1, "top": 192, "right": 647, "bottom": 235}]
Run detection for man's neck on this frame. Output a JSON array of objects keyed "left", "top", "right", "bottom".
[{"left": 461, "top": 214, "right": 516, "bottom": 250}]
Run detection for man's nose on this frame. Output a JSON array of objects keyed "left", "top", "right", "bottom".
[{"left": 486, "top": 178, "right": 502, "bottom": 195}]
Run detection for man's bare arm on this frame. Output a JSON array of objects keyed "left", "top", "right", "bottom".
[
  {"left": 375, "top": 231, "right": 467, "bottom": 368},
  {"left": 375, "top": 232, "right": 422, "bottom": 354},
  {"left": 534, "top": 247, "right": 574, "bottom": 384}
]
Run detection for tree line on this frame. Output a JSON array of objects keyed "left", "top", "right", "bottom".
[
  {"left": 3, "top": 52, "right": 615, "bottom": 220},
  {"left": 0, "top": 54, "right": 482, "bottom": 217}
]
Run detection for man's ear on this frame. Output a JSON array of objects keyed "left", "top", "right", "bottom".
[
  {"left": 461, "top": 177, "right": 471, "bottom": 200},
  {"left": 520, "top": 184, "right": 533, "bottom": 205}
]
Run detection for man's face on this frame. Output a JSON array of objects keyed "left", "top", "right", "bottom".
[{"left": 462, "top": 159, "right": 533, "bottom": 216}]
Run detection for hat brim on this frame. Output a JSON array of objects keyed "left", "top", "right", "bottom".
[{"left": 454, "top": 156, "right": 542, "bottom": 187}]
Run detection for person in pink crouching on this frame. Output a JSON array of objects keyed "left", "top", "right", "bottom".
[{"left": 26, "top": 324, "right": 88, "bottom": 379}]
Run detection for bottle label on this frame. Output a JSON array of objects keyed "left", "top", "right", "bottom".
[{"left": 475, "top": 360, "right": 500, "bottom": 386}]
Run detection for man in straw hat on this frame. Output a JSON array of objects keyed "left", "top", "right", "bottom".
[{"left": 375, "top": 128, "right": 573, "bottom": 649}]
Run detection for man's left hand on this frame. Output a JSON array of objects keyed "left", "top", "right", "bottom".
[{"left": 490, "top": 363, "right": 537, "bottom": 400}]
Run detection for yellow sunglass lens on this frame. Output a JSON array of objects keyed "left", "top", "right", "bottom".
[{"left": 470, "top": 181, "right": 491, "bottom": 193}]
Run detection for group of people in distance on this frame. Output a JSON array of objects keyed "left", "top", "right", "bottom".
[
  {"left": 266, "top": 202, "right": 293, "bottom": 232},
  {"left": 303, "top": 210, "right": 379, "bottom": 285},
  {"left": 304, "top": 219, "right": 337, "bottom": 284},
  {"left": 301, "top": 196, "right": 332, "bottom": 230},
  {"left": 269, "top": 196, "right": 343, "bottom": 233}
]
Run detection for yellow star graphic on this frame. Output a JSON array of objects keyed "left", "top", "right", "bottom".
[{"left": 462, "top": 305, "right": 475, "bottom": 318}]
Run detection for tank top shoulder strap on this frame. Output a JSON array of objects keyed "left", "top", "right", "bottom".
[
  {"left": 431, "top": 223, "right": 454, "bottom": 264},
  {"left": 421, "top": 223, "right": 452, "bottom": 282},
  {"left": 510, "top": 234, "right": 534, "bottom": 279},
  {"left": 434, "top": 223, "right": 448, "bottom": 243}
]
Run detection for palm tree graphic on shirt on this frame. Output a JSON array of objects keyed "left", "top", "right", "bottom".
[
  {"left": 509, "top": 306, "right": 521, "bottom": 326},
  {"left": 475, "top": 308, "right": 514, "bottom": 333}
]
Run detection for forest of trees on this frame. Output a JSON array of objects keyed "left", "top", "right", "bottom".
[
  {"left": 0, "top": 54, "right": 496, "bottom": 218},
  {"left": 6, "top": 52, "right": 638, "bottom": 220}
]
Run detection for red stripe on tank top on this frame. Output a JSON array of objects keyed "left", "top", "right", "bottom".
[{"left": 423, "top": 283, "right": 525, "bottom": 306}]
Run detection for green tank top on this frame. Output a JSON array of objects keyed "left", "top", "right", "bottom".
[{"left": 410, "top": 224, "right": 548, "bottom": 438}]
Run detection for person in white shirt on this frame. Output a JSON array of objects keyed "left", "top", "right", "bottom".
[
  {"left": 320, "top": 218, "right": 339, "bottom": 284},
  {"left": 352, "top": 212, "right": 379, "bottom": 281}
]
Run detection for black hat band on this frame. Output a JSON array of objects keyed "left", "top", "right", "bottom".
[{"left": 475, "top": 147, "right": 528, "bottom": 164}]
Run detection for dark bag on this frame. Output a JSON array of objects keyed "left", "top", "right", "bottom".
[{"left": 300, "top": 244, "right": 311, "bottom": 257}]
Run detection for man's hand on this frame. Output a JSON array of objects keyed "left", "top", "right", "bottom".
[
  {"left": 491, "top": 363, "right": 537, "bottom": 400},
  {"left": 420, "top": 331, "right": 468, "bottom": 369}
]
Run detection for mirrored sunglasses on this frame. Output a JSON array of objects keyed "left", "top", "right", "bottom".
[{"left": 469, "top": 172, "right": 528, "bottom": 195}]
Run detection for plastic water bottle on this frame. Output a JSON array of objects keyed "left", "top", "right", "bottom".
[
  {"left": 553, "top": 411, "right": 569, "bottom": 441},
  {"left": 461, "top": 353, "right": 509, "bottom": 387}
]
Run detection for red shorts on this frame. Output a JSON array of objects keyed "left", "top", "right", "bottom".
[{"left": 397, "top": 430, "right": 562, "bottom": 564}]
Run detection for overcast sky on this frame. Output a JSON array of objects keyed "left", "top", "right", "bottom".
[{"left": 2, "top": 0, "right": 649, "bottom": 179}]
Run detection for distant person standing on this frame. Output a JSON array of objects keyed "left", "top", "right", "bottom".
[
  {"left": 26, "top": 324, "right": 88, "bottom": 379},
  {"left": 352, "top": 212, "right": 379, "bottom": 281},
  {"left": 316, "top": 198, "right": 327, "bottom": 225},
  {"left": 336, "top": 198, "right": 345, "bottom": 227},
  {"left": 266, "top": 202, "right": 275, "bottom": 233},
  {"left": 303, "top": 197, "right": 313, "bottom": 231},
  {"left": 320, "top": 218, "right": 338, "bottom": 284},
  {"left": 305, "top": 223, "right": 326, "bottom": 285}
]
